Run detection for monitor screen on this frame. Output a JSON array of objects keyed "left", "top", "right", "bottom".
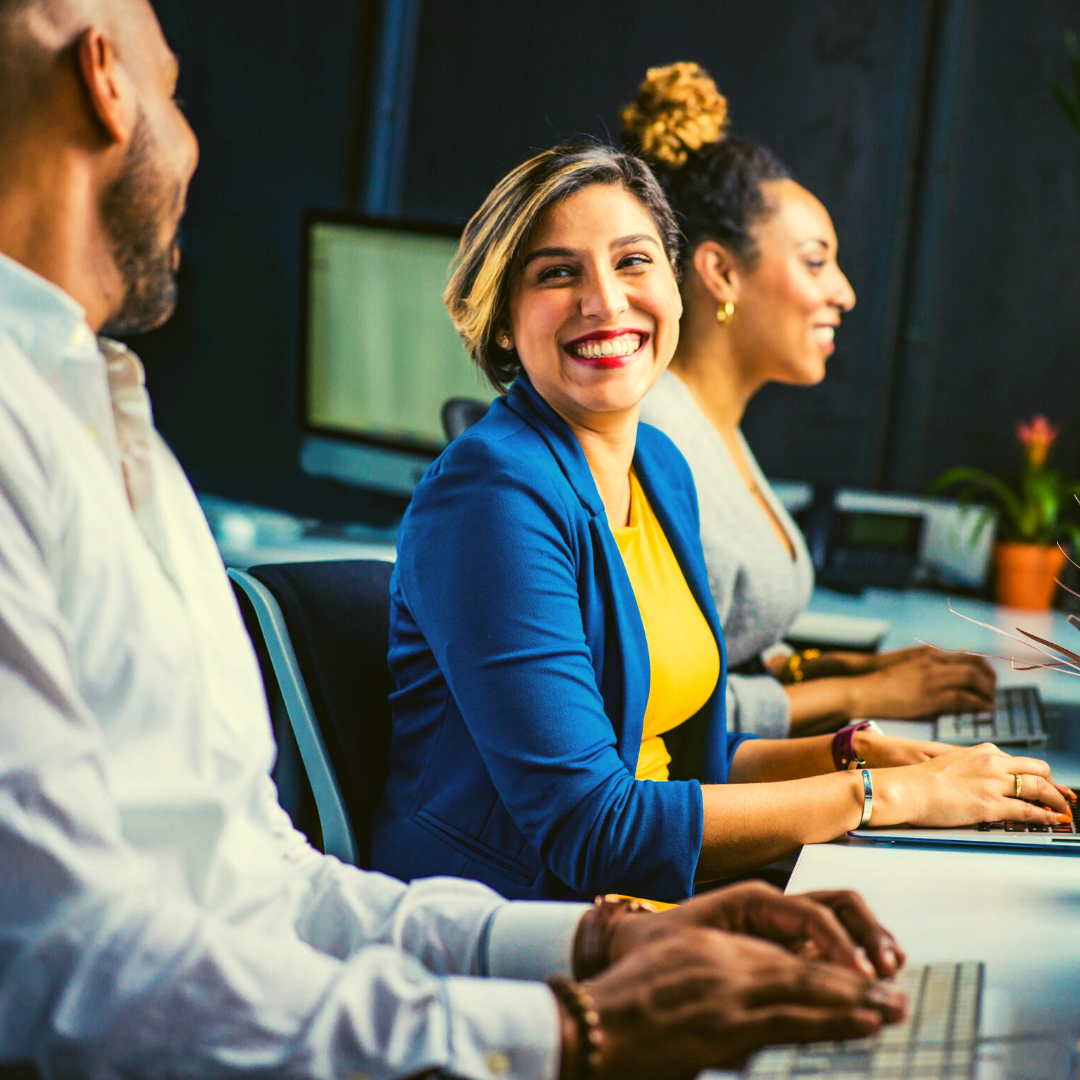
[{"left": 303, "top": 217, "right": 495, "bottom": 453}]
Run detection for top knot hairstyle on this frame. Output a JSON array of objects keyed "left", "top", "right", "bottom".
[
  {"left": 619, "top": 61, "right": 729, "bottom": 168},
  {"left": 445, "top": 142, "right": 681, "bottom": 393},
  {"left": 621, "top": 62, "right": 789, "bottom": 270}
]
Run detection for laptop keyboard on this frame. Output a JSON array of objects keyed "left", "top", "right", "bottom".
[
  {"left": 971, "top": 790, "right": 1079, "bottom": 835},
  {"left": 746, "top": 962, "right": 983, "bottom": 1078},
  {"left": 933, "top": 686, "right": 1046, "bottom": 747}
]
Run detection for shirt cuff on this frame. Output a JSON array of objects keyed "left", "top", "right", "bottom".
[
  {"left": 442, "top": 976, "right": 561, "bottom": 1080},
  {"left": 484, "top": 901, "right": 590, "bottom": 981},
  {"left": 727, "top": 673, "right": 792, "bottom": 739}
]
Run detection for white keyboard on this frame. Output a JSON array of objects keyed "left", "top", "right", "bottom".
[
  {"left": 746, "top": 962, "right": 983, "bottom": 1078},
  {"left": 933, "top": 686, "right": 1047, "bottom": 748}
]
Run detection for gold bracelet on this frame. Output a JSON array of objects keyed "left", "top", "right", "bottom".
[{"left": 785, "top": 648, "right": 821, "bottom": 684}]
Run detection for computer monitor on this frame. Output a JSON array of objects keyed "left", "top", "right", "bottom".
[{"left": 299, "top": 211, "right": 496, "bottom": 497}]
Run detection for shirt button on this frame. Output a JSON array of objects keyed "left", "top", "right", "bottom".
[{"left": 486, "top": 1050, "right": 510, "bottom": 1074}]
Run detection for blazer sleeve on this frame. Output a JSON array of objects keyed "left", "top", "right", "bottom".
[{"left": 396, "top": 434, "right": 704, "bottom": 902}]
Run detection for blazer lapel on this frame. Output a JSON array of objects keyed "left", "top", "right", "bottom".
[{"left": 504, "top": 377, "right": 650, "bottom": 771}]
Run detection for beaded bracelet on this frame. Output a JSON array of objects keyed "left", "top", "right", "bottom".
[
  {"left": 548, "top": 975, "right": 605, "bottom": 1080},
  {"left": 575, "top": 895, "right": 656, "bottom": 979}
]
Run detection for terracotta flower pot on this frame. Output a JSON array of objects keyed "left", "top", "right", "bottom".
[{"left": 992, "top": 542, "right": 1068, "bottom": 609}]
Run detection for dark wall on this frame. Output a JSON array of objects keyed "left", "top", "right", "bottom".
[
  {"left": 139, "top": 1, "right": 367, "bottom": 480},
  {"left": 402, "top": 0, "right": 933, "bottom": 487},
  {"left": 888, "top": 0, "right": 1080, "bottom": 490},
  {"left": 137, "top": 0, "right": 1080, "bottom": 505}
]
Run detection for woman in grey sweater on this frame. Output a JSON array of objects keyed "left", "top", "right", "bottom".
[{"left": 627, "top": 63, "right": 995, "bottom": 737}]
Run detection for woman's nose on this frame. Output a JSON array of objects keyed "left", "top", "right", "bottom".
[
  {"left": 579, "top": 269, "right": 629, "bottom": 321},
  {"left": 834, "top": 267, "right": 856, "bottom": 312}
]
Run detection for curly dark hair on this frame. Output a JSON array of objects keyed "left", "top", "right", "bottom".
[{"left": 622, "top": 62, "right": 789, "bottom": 269}]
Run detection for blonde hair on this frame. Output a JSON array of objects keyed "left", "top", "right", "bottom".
[
  {"left": 444, "top": 143, "right": 681, "bottom": 392},
  {"left": 620, "top": 62, "right": 729, "bottom": 168}
]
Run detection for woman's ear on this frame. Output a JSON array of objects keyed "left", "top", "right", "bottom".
[{"left": 691, "top": 241, "right": 741, "bottom": 304}]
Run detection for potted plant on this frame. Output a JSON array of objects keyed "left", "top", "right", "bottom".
[{"left": 930, "top": 416, "right": 1080, "bottom": 609}]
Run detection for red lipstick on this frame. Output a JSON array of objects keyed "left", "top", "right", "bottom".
[{"left": 563, "top": 328, "right": 651, "bottom": 369}]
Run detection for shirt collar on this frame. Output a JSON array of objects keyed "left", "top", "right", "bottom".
[{"left": 0, "top": 250, "right": 99, "bottom": 371}]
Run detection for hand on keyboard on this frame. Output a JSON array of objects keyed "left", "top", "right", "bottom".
[
  {"left": 609, "top": 881, "right": 906, "bottom": 978},
  {"left": 869, "top": 743, "right": 1074, "bottom": 829},
  {"left": 585, "top": 927, "right": 906, "bottom": 1077},
  {"left": 845, "top": 647, "right": 996, "bottom": 720}
]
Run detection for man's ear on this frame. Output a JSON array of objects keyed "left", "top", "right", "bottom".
[
  {"left": 76, "top": 27, "right": 136, "bottom": 144},
  {"left": 692, "top": 241, "right": 741, "bottom": 304}
]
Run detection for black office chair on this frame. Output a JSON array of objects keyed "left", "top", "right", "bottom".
[
  {"left": 440, "top": 397, "right": 490, "bottom": 442},
  {"left": 230, "top": 559, "right": 395, "bottom": 868}
]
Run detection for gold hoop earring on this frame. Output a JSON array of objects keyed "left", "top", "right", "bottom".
[{"left": 716, "top": 301, "right": 734, "bottom": 325}]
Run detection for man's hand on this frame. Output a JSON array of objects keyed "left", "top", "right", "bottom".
[
  {"left": 584, "top": 928, "right": 906, "bottom": 1079},
  {"left": 607, "top": 882, "right": 906, "bottom": 978}
]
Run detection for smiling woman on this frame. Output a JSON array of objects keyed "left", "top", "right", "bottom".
[
  {"left": 370, "top": 142, "right": 1073, "bottom": 904},
  {"left": 629, "top": 62, "right": 1000, "bottom": 740}
]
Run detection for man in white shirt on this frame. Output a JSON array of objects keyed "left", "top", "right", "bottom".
[{"left": 0, "top": 0, "right": 907, "bottom": 1076}]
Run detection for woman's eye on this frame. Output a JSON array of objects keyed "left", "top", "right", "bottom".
[
  {"left": 537, "top": 265, "right": 574, "bottom": 283},
  {"left": 805, "top": 260, "right": 825, "bottom": 273},
  {"left": 618, "top": 254, "right": 652, "bottom": 270}
]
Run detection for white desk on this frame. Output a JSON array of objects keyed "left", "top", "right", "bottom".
[
  {"left": 787, "top": 839, "right": 1080, "bottom": 1073},
  {"left": 785, "top": 588, "right": 1080, "bottom": 1073}
]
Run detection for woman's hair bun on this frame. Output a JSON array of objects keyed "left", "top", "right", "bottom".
[{"left": 620, "top": 62, "right": 728, "bottom": 168}]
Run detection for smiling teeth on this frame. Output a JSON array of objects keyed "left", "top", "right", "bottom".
[
  {"left": 571, "top": 333, "right": 643, "bottom": 359},
  {"left": 813, "top": 326, "right": 836, "bottom": 344}
]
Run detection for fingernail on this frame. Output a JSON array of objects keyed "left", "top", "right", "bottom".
[
  {"left": 1058, "top": 812, "right": 1073, "bottom": 824},
  {"left": 854, "top": 946, "right": 875, "bottom": 976},
  {"left": 882, "top": 946, "right": 898, "bottom": 970},
  {"left": 866, "top": 983, "right": 905, "bottom": 1008}
]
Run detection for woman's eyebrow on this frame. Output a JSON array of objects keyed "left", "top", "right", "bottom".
[
  {"left": 522, "top": 246, "right": 576, "bottom": 267},
  {"left": 796, "top": 237, "right": 830, "bottom": 251},
  {"left": 611, "top": 233, "right": 660, "bottom": 249},
  {"left": 523, "top": 234, "right": 661, "bottom": 266}
]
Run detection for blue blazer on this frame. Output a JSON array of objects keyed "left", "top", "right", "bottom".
[{"left": 371, "top": 376, "right": 752, "bottom": 901}]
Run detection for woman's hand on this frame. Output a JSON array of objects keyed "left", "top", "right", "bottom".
[
  {"left": 582, "top": 928, "right": 905, "bottom": 1079},
  {"left": 607, "top": 881, "right": 905, "bottom": 978},
  {"left": 847, "top": 648, "right": 996, "bottom": 719},
  {"left": 873, "top": 743, "right": 1075, "bottom": 829},
  {"left": 853, "top": 729, "right": 956, "bottom": 768}
]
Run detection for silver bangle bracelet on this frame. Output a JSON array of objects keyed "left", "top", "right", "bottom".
[{"left": 859, "top": 769, "right": 873, "bottom": 827}]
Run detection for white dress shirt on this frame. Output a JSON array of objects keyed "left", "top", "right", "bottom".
[{"left": 0, "top": 252, "right": 587, "bottom": 1079}]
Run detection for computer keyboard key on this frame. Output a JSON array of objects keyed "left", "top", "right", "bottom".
[{"left": 1005, "top": 821, "right": 1028, "bottom": 832}]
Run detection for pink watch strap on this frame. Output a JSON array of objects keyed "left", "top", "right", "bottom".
[{"left": 832, "top": 721, "right": 872, "bottom": 771}]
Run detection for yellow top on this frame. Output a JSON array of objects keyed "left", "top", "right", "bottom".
[{"left": 611, "top": 472, "right": 721, "bottom": 782}]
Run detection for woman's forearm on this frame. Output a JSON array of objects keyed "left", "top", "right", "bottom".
[
  {"left": 698, "top": 770, "right": 866, "bottom": 881},
  {"left": 784, "top": 678, "right": 860, "bottom": 735},
  {"left": 728, "top": 734, "right": 835, "bottom": 782}
]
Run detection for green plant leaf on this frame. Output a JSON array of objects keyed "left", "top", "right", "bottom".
[{"left": 930, "top": 466, "right": 1024, "bottom": 529}]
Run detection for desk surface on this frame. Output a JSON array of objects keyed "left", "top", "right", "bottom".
[
  {"left": 788, "top": 839, "right": 1080, "bottom": 1072},
  {"left": 807, "top": 585, "right": 1080, "bottom": 705}
]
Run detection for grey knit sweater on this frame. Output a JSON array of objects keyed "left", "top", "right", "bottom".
[{"left": 640, "top": 372, "right": 814, "bottom": 737}]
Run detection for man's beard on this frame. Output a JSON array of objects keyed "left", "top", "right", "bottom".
[{"left": 100, "top": 111, "right": 183, "bottom": 338}]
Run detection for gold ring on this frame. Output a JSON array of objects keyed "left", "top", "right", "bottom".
[{"left": 1015, "top": 774, "right": 1023, "bottom": 798}]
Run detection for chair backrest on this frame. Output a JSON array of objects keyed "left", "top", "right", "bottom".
[
  {"left": 441, "top": 396, "right": 490, "bottom": 442},
  {"left": 236, "top": 559, "right": 395, "bottom": 867}
]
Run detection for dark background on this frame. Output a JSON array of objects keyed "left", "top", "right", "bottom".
[{"left": 138, "top": 0, "right": 1080, "bottom": 514}]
